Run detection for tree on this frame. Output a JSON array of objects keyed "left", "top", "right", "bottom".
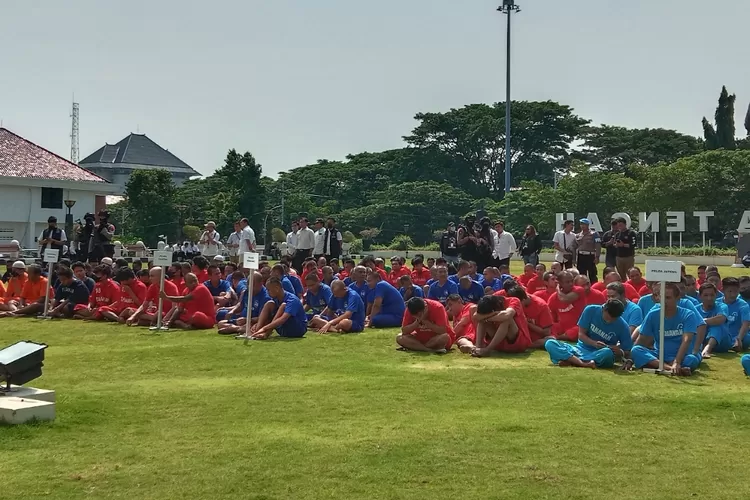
[
  {"left": 271, "top": 228, "right": 286, "bottom": 243},
  {"left": 745, "top": 102, "right": 750, "bottom": 137},
  {"left": 703, "top": 86, "right": 737, "bottom": 150},
  {"left": 182, "top": 225, "right": 202, "bottom": 242},
  {"left": 124, "top": 170, "right": 179, "bottom": 246},
  {"left": 576, "top": 125, "right": 703, "bottom": 174},
  {"left": 214, "top": 150, "right": 266, "bottom": 235}
]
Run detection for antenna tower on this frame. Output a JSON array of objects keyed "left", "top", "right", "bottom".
[{"left": 70, "top": 101, "right": 80, "bottom": 163}]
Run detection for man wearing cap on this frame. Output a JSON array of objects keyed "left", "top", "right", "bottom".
[
  {"left": 39, "top": 216, "right": 66, "bottom": 264},
  {"left": 312, "top": 219, "right": 326, "bottom": 260},
  {"left": 199, "top": 221, "right": 221, "bottom": 259},
  {"left": 0, "top": 261, "right": 28, "bottom": 314},
  {"left": 575, "top": 218, "right": 601, "bottom": 283}
]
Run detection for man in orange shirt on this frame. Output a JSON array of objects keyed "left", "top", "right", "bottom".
[
  {"left": 0, "top": 261, "right": 28, "bottom": 314},
  {"left": 161, "top": 273, "right": 216, "bottom": 330},
  {"left": 471, "top": 294, "right": 532, "bottom": 357},
  {"left": 507, "top": 285, "right": 554, "bottom": 348},
  {"left": 397, "top": 297, "right": 454, "bottom": 353},
  {"left": 0, "top": 264, "right": 51, "bottom": 317},
  {"left": 547, "top": 271, "right": 587, "bottom": 341},
  {"left": 126, "top": 267, "right": 179, "bottom": 326},
  {"left": 99, "top": 267, "right": 148, "bottom": 323}
]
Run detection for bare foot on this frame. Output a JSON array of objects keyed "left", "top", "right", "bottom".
[
  {"left": 458, "top": 344, "right": 473, "bottom": 354},
  {"left": 472, "top": 347, "right": 490, "bottom": 358},
  {"left": 701, "top": 348, "right": 712, "bottom": 359},
  {"left": 558, "top": 360, "right": 572, "bottom": 367},
  {"left": 585, "top": 360, "right": 596, "bottom": 369}
]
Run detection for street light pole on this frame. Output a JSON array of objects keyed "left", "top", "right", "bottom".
[{"left": 498, "top": 0, "right": 520, "bottom": 194}]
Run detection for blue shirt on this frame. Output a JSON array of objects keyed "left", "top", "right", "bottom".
[
  {"left": 400, "top": 285, "right": 424, "bottom": 300},
  {"left": 281, "top": 276, "right": 297, "bottom": 296},
  {"left": 81, "top": 276, "right": 96, "bottom": 293},
  {"left": 577, "top": 304, "right": 632, "bottom": 353},
  {"left": 428, "top": 280, "right": 459, "bottom": 304},
  {"left": 273, "top": 291, "right": 308, "bottom": 329},
  {"left": 699, "top": 300, "right": 730, "bottom": 337},
  {"left": 343, "top": 277, "right": 352, "bottom": 286},
  {"left": 348, "top": 281, "right": 369, "bottom": 303},
  {"left": 305, "top": 283, "right": 333, "bottom": 314},
  {"left": 638, "top": 294, "right": 704, "bottom": 323},
  {"left": 718, "top": 297, "right": 750, "bottom": 341},
  {"left": 54, "top": 279, "right": 90, "bottom": 305},
  {"left": 368, "top": 281, "right": 406, "bottom": 316},
  {"left": 286, "top": 274, "right": 303, "bottom": 296},
  {"left": 498, "top": 274, "right": 514, "bottom": 288},
  {"left": 640, "top": 306, "right": 702, "bottom": 361},
  {"left": 329, "top": 288, "right": 366, "bottom": 326},
  {"left": 250, "top": 287, "right": 272, "bottom": 317},
  {"left": 481, "top": 278, "right": 502, "bottom": 292},
  {"left": 448, "top": 274, "right": 468, "bottom": 284},
  {"left": 204, "top": 279, "right": 232, "bottom": 297},
  {"left": 458, "top": 280, "right": 485, "bottom": 304},
  {"left": 622, "top": 301, "right": 643, "bottom": 328}
]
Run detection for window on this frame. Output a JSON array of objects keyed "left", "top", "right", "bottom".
[{"left": 41, "top": 187, "right": 63, "bottom": 209}]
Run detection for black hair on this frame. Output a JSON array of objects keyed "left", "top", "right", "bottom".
[
  {"left": 57, "top": 266, "right": 73, "bottom": 279},
  {"left": 193, "top": 256, "right": 209, "bottom": 270},
  {"left": 723, "top": 277, "right": 740, "bottom": 289},
  {"left": 506, "top": 286, "right": 528, "bottom": 300},
  {"left": 406, "top": 297, "right": 426, "bottom": 315},
  {"left": 71, "top": 261, "right": 86, "bottom": 271},
  {"left": 116, "top": 267, "right": 136, "bottom": 283},
  {"left": 477, "top": 295, "right": 503, "bottom": 315},
  {"left": 602, "top": 299, "right": 625, "bottom": 318}
]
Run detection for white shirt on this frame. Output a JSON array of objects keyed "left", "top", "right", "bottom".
[
  {"left": 240, "top": 226, "right": 256, "bottom": 253},
  {"left": 313, "top": 228, "right": 325, "bottom": 255},
  {"left": 200, "top": 230, "right": 221, "bottom": 256},
  {"left": 492, "top": 230, "right": 517, "bottom": 259},
  {"left": 296, "top": 227, "right": 315, "bottom": 251},
  {"left": 226, "top": 231, "right": 242, "bottom": 256},
  {"left": 553, "top": 230, "right": 576, "bottom": 263},
  {"left": 286, "top": 230, "right": 297, "bottom": 256}
]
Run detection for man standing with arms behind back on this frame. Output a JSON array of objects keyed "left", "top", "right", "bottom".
[
  {"left": 614, "top": 217, "right": 637, "bottom": 283},
  {"left": 293, "top": 217, "right": 315, "bottom": 274},
  {"left": 492, "top": 221, "right": 517, "bottom": 268},
  {"left": 239, "top": 217, "right": 256, "bottom": 258},
  {"left": 575, "top": 218, "right": 601, "bottom": 284}
]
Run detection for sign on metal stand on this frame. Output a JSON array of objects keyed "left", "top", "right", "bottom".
[
  {"left": 644, "top": 259, "right": 682, "bottom": 374},
  {"left": 39, "top": 249, "right": 60, "bottom": 319},
  {"left": 242, "top": 252, "right": 260, "bottom": 344},
  {"left": 150, "top": 251, "right": 173, "bottom": 332}
]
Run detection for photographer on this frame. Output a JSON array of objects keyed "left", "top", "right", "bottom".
[{"left": 89, "top": 210, "right": 115, "bottom": 263}]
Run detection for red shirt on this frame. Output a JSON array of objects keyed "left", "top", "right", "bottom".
[
  {"left": 547, "top": 286, "right": 587, "bottom": 332},
  {"left": 623, "top": 282, "right": 640, "bottom": 303},
  {"left": 638, "top": 285, "right": 650, "bottom": 297},
  {"left": 627, "top": 278, "right": 646, "bottom": 292},
  {"left": 584, "top": 288, "right": 606, "bottom": 306},
  {"left": 493, "top": 289, "right": 507, "bottom": 297},
  {"left": 525, "top": 275, "right": 544, "bottom": 294},
  {"left": 374, "top": 268, "right": 388, "bottom": 281},
  {"left": 195, "top": 270, "right": 209, "bottom": 283},
  {"left": 145, "top": 280, "right": 179, "bottom": 314},
  {"left": 89, "top": 279, "right": 121, "bottom": 307},
  {"left": 523, "top": 294, "right": 554, "bottom": 341},
  {"left": 591, "top": 281, "right": 606, "bottom": 293},
  {"left": 171, "top": 277, "right": 184, "bottom": 292},
  {"left": 411, "top": 267, "right": 431, "bottom": 287},
  {"left": 117, "top": 279, "right": 148, "bottom": 308},
  {"left": 517, "top": 273, "right": 535, "bottom": 287},
  {"left": 402, "top": 298, "right": 455, "bottom": 342},
  {"left": 533, "top": 288, "right": 556, "bottom": 302},
  {"left": 505, "top": 296, "right": 531, "bottom": 341},
  {"left": 338, "top": 269, "right": 351, "bottom": 280},
  {"left": 183, "top": 284, "right": 216, "bottom": 318},
  {"left": 387, "top": 267, "right": 410, "bottom": 287},
  {"left": 453, "top": 302, "right": 476, "bottom": 342}
]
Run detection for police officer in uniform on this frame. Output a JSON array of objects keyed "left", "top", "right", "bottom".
[
  {"left": 575, "top": 218, "right": 601, "bottom": 283},
  {"left": 40, "top": 216, "right": 66, "bottom": 264}
]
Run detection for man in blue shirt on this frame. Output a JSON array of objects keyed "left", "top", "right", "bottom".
[
  {"left": 310, "top": 280, "right": 365, "bottom": 333},
  {"left": 304, "top": 272, "right": 333, "bottom": 321},
  {"left": 428, "top": 266, "right": 459, "bottom": 305},
  {"left": 635, "top": 281, "right": 706, "bottom": 348},
  {"left": 49, "top": 267, "right": 90, "bottom": 318},
  {"left": 365, "top": 271, "right": 406, "bottom": 328},
  {"left": 204, "top": 265, "right": 235, "bottom": 307},
  {"left": 719, "top": 277, "right": 750, "bottom": 351},
  {"left": 398, "top": 274, "right": 424, "bottom": 301},
  {"left": 348, "top": 266, "right": 370, "bottom": 303},
  {"left": 448, "top": 260, "right": 471, "bottom": 284},
  {"left": 545, "top": 300, "right": 632, "bottom": 369},
  {"left": 458, "top": 275, "right": 485, "bottom": 304},
  {"left": 698, "top": 282, "right": 731, "bottom": 357},
  {"left": 250, "top": 277, "right": 308, "bottom": 339},
  {"left": 217, "top": 272, "right": 274, "bottom": 336},
  {"left": 605, "top": 282, "right": 643, "bottom": 339},
  {"left": 270, "top": 263, "right": 298, "bottom": 297},
  {"left": 631, "top": 283, "right": 702, "bottom": 376}
]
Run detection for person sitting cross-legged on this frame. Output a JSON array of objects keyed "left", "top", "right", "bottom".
[
  {"left": 365, "top": 270, "right": 406, "bottom": 328},
  {"left": 126, "top": 266, "right": 179, "bottom": 326},
  {"left": 74, "top": 264, "right": 121, "bottom": 320},
  {"left": 698, "top": 282, "right": 732, "bottom": 358},
  {"left": 3, "top": 264, "right": 54, "bottom": 318},
  {"left": 161, "top": 273, "right": 217, "bottom": 330},
  {"left": 396, "top": 297, "right": 454, "bottom": 354},
  {"left": 446, "top": 294, "right": 478, "bottom": 354},
  {"left": 309, "top": 280, "right": 365, "bottom": 334},
  {"left": 399, "top": 274, "right": 423, "bottom": 301},
  {"left": 719, "top": 277, "right": 750, "bottom": 352},
  {"left": 98, "top": 267, "right": 148, "bottom": 323},
  {"left": 533, "top": 272, "right": 558, "bottom": 302},
  {"left": 218, "top": 272, "right": 275, "bottom": 338},
  {"left": 304, "top": 272, "right": 333, "bottom": 321},
  {"left": 506, "top": 285, "right": 553, "bottom": 349},
  {"left": 427, "top": 265, "right": 459, "bottom": 306},
  {"left": 547, "top": 271, "right": 587, "bottom": 342},
  {"left": 0, "top": 261, "right": 28, "bottom": 315},
  {"left": 47, "top": 267, "right": 91, "bottom": 318},
  {"left": 605, "top": 281, "right": 643, "bottom": 337},
  {"left": 458, "top": 275, "right": 485, "bottom": 304},
  {"left": 544, "top": 300, "right": 632, "bottom": 369},
  {"left": 251, "top": 276, "right": 308, "bottom": 339},
  {"left": 204, "top": 264, "right": 235, "bottom": 308},
  {"left": 470, "top": 294, "right": 531, "bottom": 357}
]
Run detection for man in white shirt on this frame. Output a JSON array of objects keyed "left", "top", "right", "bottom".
[
  {"left": 285, "top": 221, "right": 298, "bottom": 257},
  {"left": 226, "top": 222, "right": 242, "bottom": 263},
  {"left": 199, "top": 221, "right": 221, "bottom": 259},
  {"left": 293, "top": 217, "right": 315, "bottom": 273},
  {"left": 491, "top": 221, "right": 517, "bottom": 267},
  {"left": 553, "top": 219, "right": 576, "bottom": 269},
  {"left": 313, "top": 218, "right": 326, "bottom": 259},
  {"left": 239, "top": 218, "right": 256, "bottom": 257}
]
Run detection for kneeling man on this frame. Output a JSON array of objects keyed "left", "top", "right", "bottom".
[
  {"left": 397, "top": 297, "right": 454, "bottom": 353},
  {"left": 310, "top": 280, "right": 365, "bottom": 333}
]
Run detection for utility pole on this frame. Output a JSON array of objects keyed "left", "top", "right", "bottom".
[
  {"left": 498, "top": 0, "right": 520, "bottom": 194},
  {"left": 70, "top": 100, "right": 80, "bottom": 163}
]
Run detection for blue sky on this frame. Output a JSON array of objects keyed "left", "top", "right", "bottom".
[{"left": 1, "top": 0, "right": 748, "bottom": 177}]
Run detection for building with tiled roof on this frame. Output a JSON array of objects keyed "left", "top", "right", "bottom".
[
  {"left": 80, "top": 133, "right": 199, "bottom": 194},
  {"left": 0, "top": 127, "right": 118, "bottom": 249}
]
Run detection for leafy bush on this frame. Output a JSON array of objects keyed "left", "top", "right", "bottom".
[
  {"left": 342, "top": 231, "right": 357, "bottom": 243},
  {"left": 390, "top": 235, "right": 415, "bottom": 251},
  {"left": 182, "top": 225, "right": 202, "bottom": 243},
  {"left": 360, "top": 228, "right": 381, "bottom": 240},
  {"left": 271, "top": 227, "right": 287, "bottom": 243},
  {"left": 348, "top": 239, "right": 363, "bottom": 254}
]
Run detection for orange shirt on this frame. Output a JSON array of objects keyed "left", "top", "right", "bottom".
[
  {"left": 21, "top": 277, "right": 53, "bottom": 303},
  {"left": 387, "top": 267, "right": 410, "bottom": 287},
  {"left": 4, "top": 273, "right": 27, "bottom": 301},
  {"left": 0, "top": 280, "right": 5, "bottom": 297},
  {"left": 374, "top": 268, "right": 388, "bottom": 281},
  {"left": 410, "top": 267, "right": 431, "bottom": 287}
]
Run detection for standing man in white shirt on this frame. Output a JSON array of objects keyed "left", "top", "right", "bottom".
[
  {"left": 199, "top": 221, "right": 221, "bottom": 259},
  {"left": 313, "top": 218, "right": 326, "bottom": 260},
  {"left": 286, "top": 220, "right": 299, "bottom": 257},
  {"left": 293, "top": 217, "right": 315, "bottom": 273},
  {"left": 226, "top": 222, "right": 242, "bottom": 264},
  {"left": 491, "top": 221, "right": 517, "bottom": 268},
  {"left": 553, "top": 219, "right": 577, "bottom": 269},
  {"left": 239, "top": 218, "right": 256, "bottom": 260}
]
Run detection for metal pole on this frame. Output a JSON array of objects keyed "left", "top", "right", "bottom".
[
  {"left": 504, "top": 8, "right": 512, "bottom": 194},
  {"left": 658, "top": 280, "right": 666, "bottom": 372},
  {"left": 42, "top": 262, "right": 53, "bottom": 318},
  {"left": 155, "top": 270, "right": 165, "bottom": 330},
  {"left": 243, "top": 272, "right": 255, "bottom": 345}
]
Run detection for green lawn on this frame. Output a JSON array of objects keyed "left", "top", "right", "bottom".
[{"left": 2, "top": 315, "right": 750, "bottom": 500}]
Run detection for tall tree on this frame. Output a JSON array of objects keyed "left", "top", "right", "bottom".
[
  {"left": 214, "top": 149, "right": 266, "bottom": 238},
  {"left": 702, "top": 117, "right": 719, "bottom": 150},
  {"left": 745, "top": 102, "right": 750, "bottom": 137},
  {"left": 703, "top": 86, "right": 737, "bottom": 150},
  {"left": 124, "top": 170, "right": 179, "bottom": 246}
]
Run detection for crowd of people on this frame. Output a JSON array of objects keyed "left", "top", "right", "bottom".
[{"left": 4, "top": 214, "right": 750, "bottom": 378}]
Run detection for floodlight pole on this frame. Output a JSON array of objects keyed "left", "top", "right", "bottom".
[{"left": 498, "top": 1, "right": 520, "bottom": 194}]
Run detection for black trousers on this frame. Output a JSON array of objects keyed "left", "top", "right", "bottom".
[
  {"left": 293, "top": 249, "right": 312, "bottom": 274},
  {"left": 577, "top": 253, "right": 598, "bottom": 283}
]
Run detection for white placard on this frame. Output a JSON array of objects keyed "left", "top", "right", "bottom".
[
  {"left": 645, "top": 260, "right": 682, "bottom": 283},
  {"left": 153, "top": 250, "right": 173, "bottom": 267},
  {"left": 43, "top": 249, "right": 59, "bottom": 263},
  {"left": 243, "top": 252, "right": 260, "bottom": 270}
]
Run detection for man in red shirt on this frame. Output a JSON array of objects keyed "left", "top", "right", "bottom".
[
  {"left": 533, "top": 272, "right": 558, "bottom": 302},
  {"left": 574, "top": 275, "right": 606, "bottom": 306},
  {"left": 517, "top": 263, "right": 536, "bottom": 288},
  {"left": 507, "top": 285, "right": 554, "bottom": 348},
  {"left": 169, "top": 263, "right": 185, "bottom": 293},
  {"left": 410, "top": 257, "right": 431, "bottom": 288},
  {"left": 547, "top": 271, "right": 587, "bottom": 341},
  {"left": 127, "top": 266, "right": 179, "bottom": 326},
  {"left": 388, "top": 257, "right": 410, "bottom": 287},
  {"left": 471, "top": 295, "right": 531, "bottom": 357},
  {"left": 74, "top": 264, "right": 121, "bottom": 320},
  {"left": 99, "top": 267, "right": 148, "bottom": 323},
  {"left": 161, "top": 273, "right": 216, "bottom": 330},
  {"left": 397, "top": 297, "right": 454, "bottom": 353},
  {"left": 192, "top": 256, "right": 210, "bottom": 283},
  {"left": 627, "top": 266, "right": 647, "bottom": 294},
  {"left": 523, "top": 264, "right": 546, "bottom": 295},
  {"left": 595, "top": 271, "right": 640, "bottom": 303},
  {"left": 446, "top": 294, "right": 477, "bottom": 354}
]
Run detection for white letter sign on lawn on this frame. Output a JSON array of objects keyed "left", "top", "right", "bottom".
[
  {"left": 243, "top": 252, "right": 260, "bottom": 270},
  {"left": 151, "top": 251, "right": 173, "bottom": 331},
  {"left": 40, "top": 250, "right": 59, "bottom": 319},
  {"left": 645, "top": 260, "right": 683, "bottom": 374}
]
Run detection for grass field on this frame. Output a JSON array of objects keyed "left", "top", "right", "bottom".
[{"left": 2, "top": 263, "right": 750, "bottom": 500}]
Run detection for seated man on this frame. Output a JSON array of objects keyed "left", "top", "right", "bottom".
[
  {"left": 271, "top": 263, "right": 301, "bottom": 297},
  {"left": 446, "top": 294, "right": 477, "bottom": 354},
  {"left": 506, "top": 285, "right": 553, "bottom": 349},
  {"left": 410, "top": 257, "right": 431, "bottom": 288},
  {"left": 427, "top": 266, "right": 459, "bottom": 306},
  {"left": 593, "top": 271, "right": 640, "bottom": 303},
  {"left": 458, "top": 275, "right": 485, "bottom": 304},
  {"left": 524, "top": 264, "right": 546, "bottom": 295},
  {"left": 48, "top": 267, "right": 91, "bottom": 318},
  {"left": 169, "top": 263, "right": 185, "bottom": 292},
  {"left": 387, "top": 257, "right": 410, "bottom": 287},
  {"left": 630, "top": 283, "right": 702, "bottom": 376},
  {"left": 533, "top": 272, "right": 558, "bottom": 302},
  {"left": 72, "top": 262, "right": 96, "bottom": 293},
  {"left": 481, "top": 267, "right": 502, "bottom": 292},
  {"left": 74, "top": 264, "right": 121, "bottom": 320},
  {"left": 136, "top": 269, "right": 151, "bottom": 287},
  {"left": 516, "top": 264, "right": 536, "bottom": 288},
  {"left": 310, "top": 280, "right": 366, "bottom": 334},
  {"left": 347, "top": 265, "right": 370, "bottom": 303},
  {"left": 218, "top": 272, "right": 275, "bottom": 337},
  {"left": 470, "top": 295, "right": 531, "bottom": 357},
  {"left": 161, "top": 273, "right": 217, "bottom": 330},
  {"left": 98, "top": 267, "right": 148, "bottom": 323},
  {"left": 574, "top": 275, "right": 606, "bottom": 306},
  {"left": 698, "top": 282, "right": 731, "bottom": 358},
  {"left": 191, "top": 256, "right": 210, "bottom": 283},
  {"left": 448, "top": 260, "right": 471, "bottom": 284},
  {"left": 627, "top": 267, "right": 648, "bottom": 295},
  {"left": 544, "top": 300, "right": 631, "bottom": 369},
  {"left": 719, "top": 277, "right": 750, "bottom": 351},
  {"left": 399, "top": 274, "right": 423, "bottom": 301},
  {"left": 547, "top": 271, "right": 587, "bottom": 341},
  {"left": 126, "top": 266, "right": 179, "bottom": 326},
  {"left": 251, "top": 276, "right": 308, "bottom": 339},
  {"left": 1, "top": 264, "right": 52, "bottom": 318},
  {"left": 204, "top": 265, "right": 235, "bottom": 308},
  {"left": 304, "top": 272, "right": 333, "bottom": 321},
  {"left": 605, "top": 281, "right": 643, "bottom": 337},
  {"left": 321, "top": 266, "right": 335, "bottom": 286},
  {"left": 365, "top": 271, "right": 406, "bottom": 328},
  {"left": 0, "top": 261, "right": 28, "bottom": 315},
  {"left": 397, "top": 297, "right": 453, "bottom": 354}
]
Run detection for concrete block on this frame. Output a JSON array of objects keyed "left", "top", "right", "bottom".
[
  {"left": 1, "top": 385, "right": 56, "bottom": 402},
  {"left": 0, "top": 397, "right": 55, "bottom": 424}
]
